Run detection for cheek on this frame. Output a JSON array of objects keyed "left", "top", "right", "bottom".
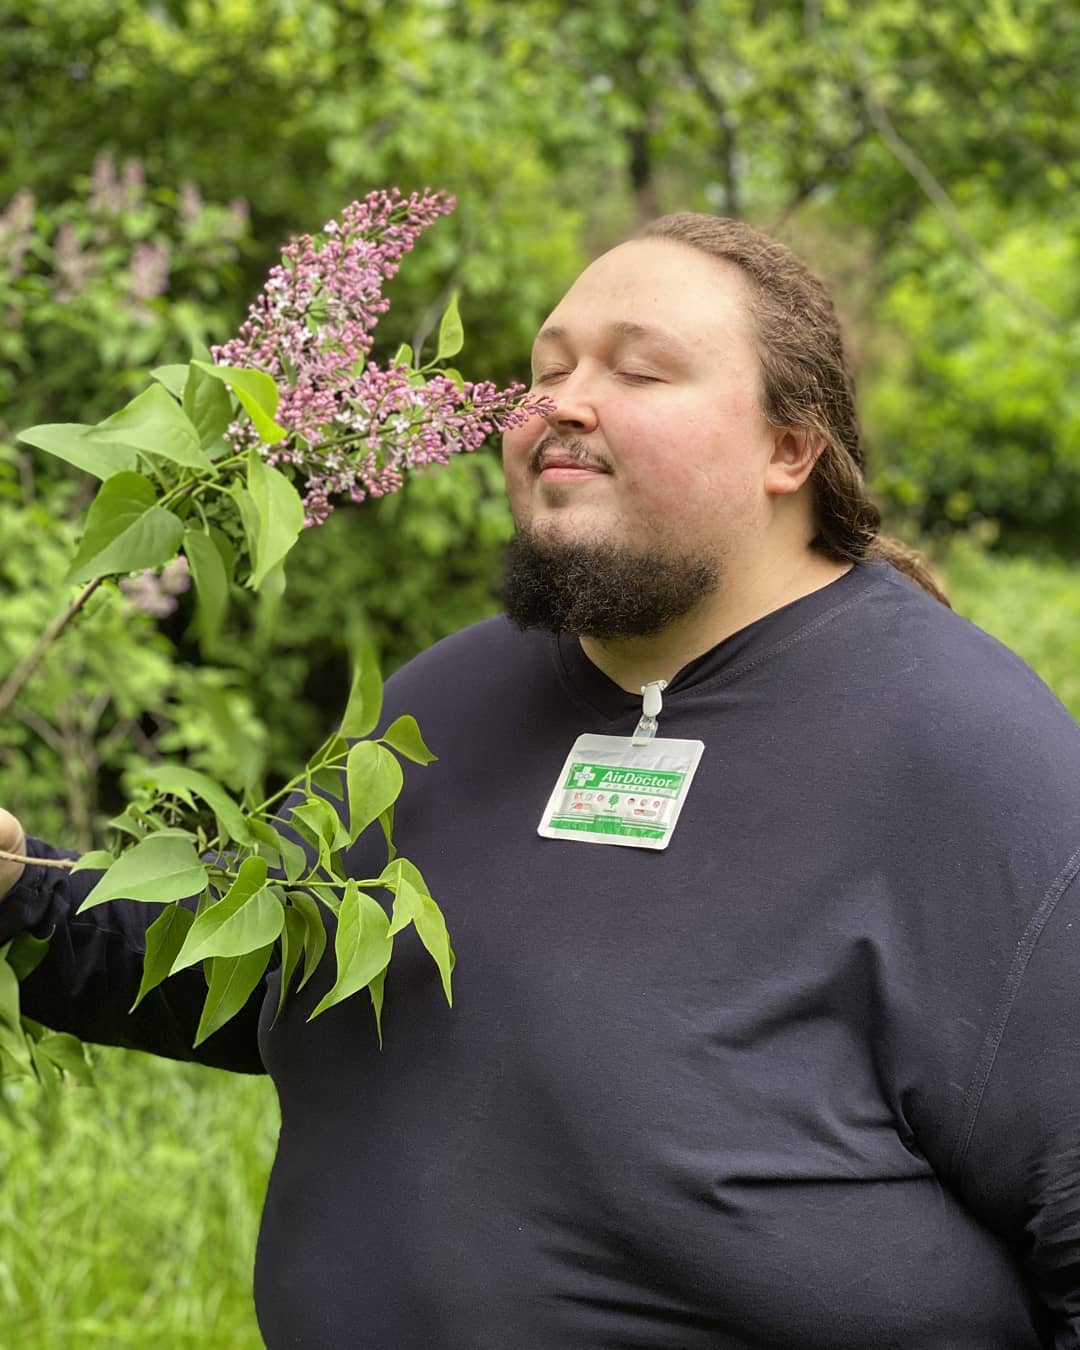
[{"left": 501, "top": 426, "right": 533, "bottom": 514}]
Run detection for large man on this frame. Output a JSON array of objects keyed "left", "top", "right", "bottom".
[{"left": 2, "top": 215, "right": 1079, "bottom": 1348}]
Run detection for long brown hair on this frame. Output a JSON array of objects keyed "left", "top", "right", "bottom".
[{"left": 638, "top": 213, "right": 949, "bottom": 605}]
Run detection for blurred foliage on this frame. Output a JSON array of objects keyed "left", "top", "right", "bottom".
[
  {"left": 0, "top": 445, "right": 269, "bottom": 849},
  {"left": 942, "top": 534, "right": 1080, "bottom": 719},
  {"left": 0, "top": 152, "right": 250, "bottom": 430}
]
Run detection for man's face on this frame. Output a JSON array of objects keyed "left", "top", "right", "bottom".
[{"left": 501, "top": 238, "right": 777, "bottom": 573}]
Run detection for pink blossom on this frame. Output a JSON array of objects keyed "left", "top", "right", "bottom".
[
  {"left": 129, "top": 240, "right": 171, "bottom": 302},
  {"left": 53, "top": 223, "right": 96, "bottom": 300},
  {"left": 119, "top": 556, "right": 191, "bottom": 618},
  {"left": 0, "top": 188, "right": 34, "bottom": 281},
  {"left": 213, "top": 188, "right": 552, "bottom": 527}
]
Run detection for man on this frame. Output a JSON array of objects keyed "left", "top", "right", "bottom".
[{"left": 2, "top": 216, "right": 1079, "bottom": 1348}]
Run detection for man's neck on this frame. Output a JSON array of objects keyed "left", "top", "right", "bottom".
[{"left": 578, "top": 550, "right": 853, "bottom": 694}]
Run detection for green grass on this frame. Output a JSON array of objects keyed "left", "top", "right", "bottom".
[{"left": 0, "top": 1050, "right": 277, "bottom": 1349}]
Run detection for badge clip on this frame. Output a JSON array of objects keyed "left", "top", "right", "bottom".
[{"left": 631, "top": 679, "right": 667, "bottom": 745}]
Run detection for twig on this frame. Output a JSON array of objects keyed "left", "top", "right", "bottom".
[
  {"left": 0, "top": 577, "right": 105, "bottom": 717},
  {"left": 10, "top": 704, "right": 65, "bottom": 756},
  {"left": 0, "top": 849, "right": 75, "bottom": 870}
]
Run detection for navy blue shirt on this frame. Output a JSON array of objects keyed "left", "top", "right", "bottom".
[{"left": 7, "top": 561, "right": 1080, "bottom": 1347}]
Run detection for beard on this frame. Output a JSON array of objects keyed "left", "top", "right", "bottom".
[{"left": 501, "top": 525, "right": 721, "bottom": 639}]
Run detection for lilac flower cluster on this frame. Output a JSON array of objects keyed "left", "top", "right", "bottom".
[
  {"left": 0, "top": 189, "right": 34, "bottom": 281},
  {"left": 129, "top": 240, "right": 171, "bottom": 304},
  {"left": 119, "top": 556, "right": 191, "bottom": 618},
  {"left": 87, "top": 153, "right": 146, "bottom": 217},
  {"left": 213, "top": 188, "right": 551, "bottom": 527},
  {"left": 53, "top": 223, "right": 96, "bottom": 301}
]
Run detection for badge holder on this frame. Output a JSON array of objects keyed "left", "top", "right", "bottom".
[{"left": 538, "top": 680, "right": 705, "bottom": 850}]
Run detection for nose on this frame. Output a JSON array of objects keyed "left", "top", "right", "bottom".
[{"left": 543, "top": 370, "right": 599, "bottom": 435}]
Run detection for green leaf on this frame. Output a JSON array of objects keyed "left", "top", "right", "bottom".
[
  {"left": 368, "top": 964, "right": 386, "bottom": 1048},
  {"left": 276, "top": 905, "right": 307, "bottom": 1018},
  {"left": 392, "top": 343, "right": 413, "bottom": 369},
  {"left": 247, "top": 819, "right": 308, "bottom": 884},
  {"left": 308, "top": 881, "right": 392, "bottom": 1020},
  {"left": 228, "top": 482, "right": 260, "bottom": 560},
  {"left": 36, "top": 1031, "right": 95, "bottom": 1086},
  {"left": 191, "top": 361, "right": 288, "bottom": 444},
  {"left": 193, "top": 944, "right": 274, "bottom": 1047},
  {"left": 133, "top": 763, "right": 255, "bottom": 847},
  {"left": 182, "top": 361, "right": 234, "bottom": 450},
  {"left": 246, "top": 450, "right": 305, "bottom": 591},
  {"left": 284, "top": 891, "right": 327, "bottom": 990},
  {"left": 0, "top": 958, "right": 31, "bottom": 1071},
  {"left": 69, "top": 849, "right": 119, "bottom": 873},
  {"left": 380, "top": 714, "right": 437, "bottom": 765},
  {"left": 384, "top": 859, "right": 454, "bottom": 1006},
  {"left": 441, "top": 367, "right": 465, "bottom": 392},
  {"left": 7, "top": 932, "right": 50, "bottom": 982},
  {"left": 378, "top": 804, "right": 396, "bottom": 862},
  {"left": 289, "top": 796, "right": 350, "bottom": 873},
  {"left": 0, "top": 955, "right": 21, "bottom": 1029},
  {"left": 29, "top": 1038, "right": 61, "bottom": 1100},
  {"left": 151, "top": 364, "right": 190, "bottom": 398},
  {"left": 253, "top": 558, "right": 286, "bottom": 654},
  {"left": 339, "top": 633, "right": 383, "bottom": 738},
  {"left": 346, "top": 742, "right": 403, "bottom": 844},
  {"left": 171, "top": 856, "right": 282, "bottom": 971},
  {"left": 65, "top": 472, "right": 185, "bottom": 585},
  {"left": 436, "top": 291, "right": 464, "bottom": 360},
  {"left": 86, "top": 383, "right": 211, "bottom": 471},
  {"left": 17, "top": 423, "right": 138, "bottom": 479},
  {"left": 130, "top": 904, "right": 195, "bottom": 1010},
  {"left": 311, "top": 767, "right": 344, "bottom": 798},
  {"left": 209, "top": 526, "right": 236, "bottom": 585},
  {"left": 77, "top": 832, "right": 208, "bottom": 912},
  {"left": 183, "top": 527, "right": 230, "bottom": 655}
]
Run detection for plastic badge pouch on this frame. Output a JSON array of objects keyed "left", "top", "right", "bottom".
[{"left": 538, "top": 732, "right": 705, "bottom": 851}]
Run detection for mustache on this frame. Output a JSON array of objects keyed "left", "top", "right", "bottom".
[{"left": 529, "top": 435, "right": 613, "bottom": 475}]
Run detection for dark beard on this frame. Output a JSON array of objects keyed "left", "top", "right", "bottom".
[{"left": 501, "top": 528, "right": 720, "bottom": 639}]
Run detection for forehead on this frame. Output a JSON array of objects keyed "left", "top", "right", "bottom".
[{"left": 538, "top": 238, "right": 755, "bottom": 355}]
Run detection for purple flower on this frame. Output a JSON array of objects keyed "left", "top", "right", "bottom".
[
  {"left": 53, "top": 223, "right": 96, "bottom": 300},
  {"left": 129, "top": 240, "right": 171, "bottom": 302},
  {"left": 213, "top": 188, "right": 553, "bottom": 527},
  {"left": 0, "top": 188, "right": 35, "bottom": 281},
  {"left": 120, "top": 556, "right": 191, "bottom": 618}
]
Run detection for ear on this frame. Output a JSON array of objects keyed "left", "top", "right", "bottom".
[{"left": 764, "top": 426, "right": 827, "bottom": 497}]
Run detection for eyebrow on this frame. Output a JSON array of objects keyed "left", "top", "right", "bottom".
[{"left": 533, "top": 320, "right": 692, "bottom": 354}]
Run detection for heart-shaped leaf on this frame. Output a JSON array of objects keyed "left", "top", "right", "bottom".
[
  {"left": 65, "top": 472, "right": 185, "bottom": 584},
  {"left": 77, "top": 832, "right": 208, "bottom": 912},
  {"left": 86, "top": 383, "right": 210, "bottom": 470}
]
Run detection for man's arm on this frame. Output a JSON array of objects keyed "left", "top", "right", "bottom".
[
  {"left": 950, "top": 860, "right": 1080, "bottom": 1342},
  {"left": 0, "top": 820, "right": 266, "bottom": 1074}
]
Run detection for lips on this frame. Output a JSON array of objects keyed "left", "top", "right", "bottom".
[{"left": 536, "top": 450, "right": 609, "bottom": 477}]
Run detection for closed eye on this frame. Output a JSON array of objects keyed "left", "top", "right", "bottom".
[
  {"left": 618, "top": 372, "right": 662, "bottom": 383},
  {"left": 533, "top": 370, "right": 570, "bottom": 384}
]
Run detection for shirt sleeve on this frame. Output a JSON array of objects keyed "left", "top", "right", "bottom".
[
  {"left": 950, "top": 858, "right": 1080, "bottom": 1343},
  {"left": 0, "top": 833, "right": 266, "bottom": 1074}
]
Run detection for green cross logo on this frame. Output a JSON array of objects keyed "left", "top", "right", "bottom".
[{"left": 571, "top": 764, "right": 598, "bottom": 787}]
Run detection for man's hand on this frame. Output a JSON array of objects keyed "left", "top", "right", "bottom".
[{"left": 0, "top": 807, "right": 27, "bottom": 900}]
